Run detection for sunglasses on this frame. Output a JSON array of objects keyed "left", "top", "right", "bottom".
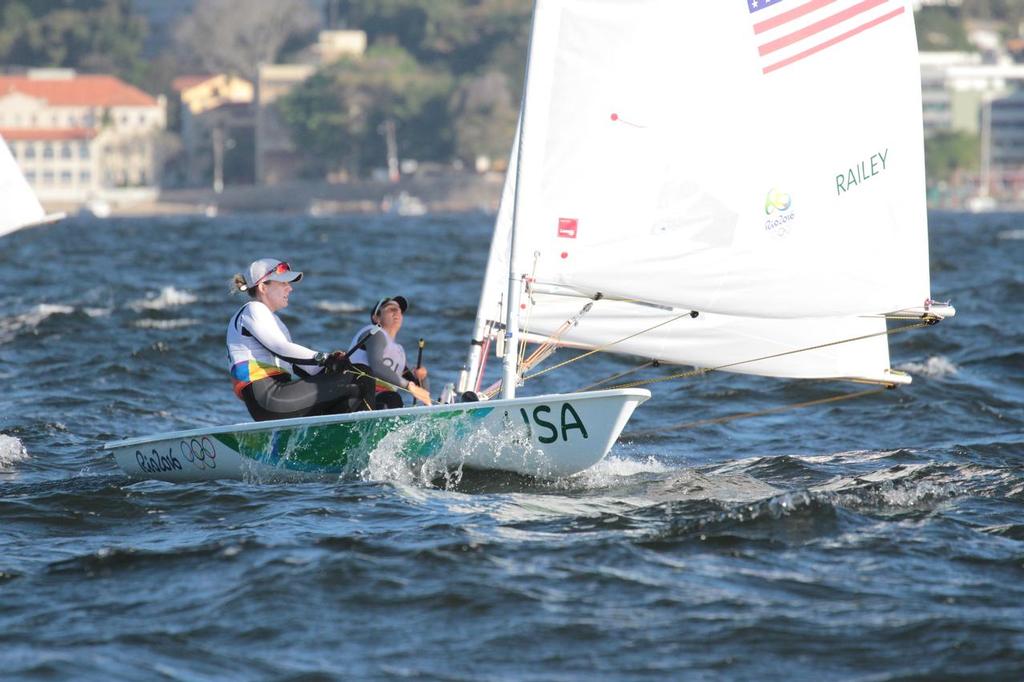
[{"left": 255, "top": 261, "right": 291, "bottom": 286}]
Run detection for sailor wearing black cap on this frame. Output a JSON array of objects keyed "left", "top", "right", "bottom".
[{"left": 348, "top": 296, "right": 431, "bottom": 408}]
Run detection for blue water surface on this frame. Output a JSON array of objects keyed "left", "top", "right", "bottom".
[{"left": 0, "top": 211, "right": 1021, "bottom": 680}]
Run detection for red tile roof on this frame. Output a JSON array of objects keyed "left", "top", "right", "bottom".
[
  {"left": 171, "top": 75, "right": 213, "bottom": 92},
  {"left": 0, "top": 75, "right": 158, "bottom": 107},
  {"left": 0, "top": 127, "right": 99, "bottom": 140}
]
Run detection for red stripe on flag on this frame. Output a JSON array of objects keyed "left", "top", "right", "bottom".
[
  {"left": 762, "top": 6, "right": 905, "bottom": 74},
  {"left": 753, "top": 0, "right": 837, "bottom": 35},
  {"left": 758, "top": 0, "right": 889, "bottom": 56}
]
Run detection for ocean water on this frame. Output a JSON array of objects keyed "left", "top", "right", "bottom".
[{"left": 0, "top": 211, "right": 1021, "bottom": 680}]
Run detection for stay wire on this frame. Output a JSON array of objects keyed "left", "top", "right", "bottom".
[{"left": 522, "top": 310, "right": 696, "bottom": 382}]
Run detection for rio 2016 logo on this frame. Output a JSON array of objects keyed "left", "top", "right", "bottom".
[
  {"left": 764, "top": 188, "right": 792, "bottom": 214},
  {"left": 764, "top": 188, "right": 795, "bottom": 236}
]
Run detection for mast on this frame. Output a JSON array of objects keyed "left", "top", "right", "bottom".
[{"left": 501, "top": 0, "right": 541, "bottom": 400}]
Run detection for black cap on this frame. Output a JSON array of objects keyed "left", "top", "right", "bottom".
[{"left": 371, "top": 296, "right": 408, "bottom": 321}]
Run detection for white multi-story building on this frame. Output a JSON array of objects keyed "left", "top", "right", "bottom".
[{"left": 0, "top": 69, "right": 166, "bottom": 204}]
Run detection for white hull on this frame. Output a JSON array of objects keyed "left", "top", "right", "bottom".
[{"left": 105, "top": 389, "right": 650, "bottom": 482}]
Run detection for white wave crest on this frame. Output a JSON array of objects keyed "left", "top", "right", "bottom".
[
  {"left": 83, "top": 307, "right": 112, "bottom": 318},
  {"left": 133, "top": 318, "right": 200, "bottom": 329},
  {"left": 997, "top": 228, "right": 1024, "bottom": 240},
  {"left": 315, "top": 300, "right": 364, "bottom": 314},
  {"left": 898, "top": 355, "right": 958, "bottom": 379},
  {"left": 128, "top": 286, "right": 198, "bottom": 311},
  {"left": 0, "top": 434, "right": 29, "bottom": 469},
  {"left": 0, "top": 304, "right": 75, "bottom": 344}
]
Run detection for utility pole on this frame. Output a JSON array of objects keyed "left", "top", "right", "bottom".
[
  {"left": 212, "top": 124, "right": 225, "bottom": 194},
  {"left": 380, "top": 118, "right": 399, "bottom": 182}
]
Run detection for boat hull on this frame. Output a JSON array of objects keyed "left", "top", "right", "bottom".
[{"left": 105, "top": 389, "right": 650, "bottom": 482}]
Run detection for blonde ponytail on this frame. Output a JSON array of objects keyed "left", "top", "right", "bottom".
[{"left": 231, "top": 273, "right": 257, "bottom": 297}]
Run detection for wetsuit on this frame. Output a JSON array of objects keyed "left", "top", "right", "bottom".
[
  {"left": 226, "top": 302, "right": 374, "bottom": 421},
  {"left": 349, "top": 324, "right": 428, "bottom": 409}
]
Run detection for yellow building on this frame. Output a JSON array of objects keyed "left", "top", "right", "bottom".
[{"left": 172, "top": 74, "right": 255, "bottom": 187}]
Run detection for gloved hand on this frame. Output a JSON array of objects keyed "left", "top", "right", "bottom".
[{"left": 324, "top": 350, "right": 351, "bottom": 374}]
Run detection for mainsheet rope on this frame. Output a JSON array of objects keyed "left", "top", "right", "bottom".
[
  {"left": 621, "top": 386, "right": 889, "bottom": 438},
  {"left": 603, "top": 317, "right": 938, "bottom": 390}
]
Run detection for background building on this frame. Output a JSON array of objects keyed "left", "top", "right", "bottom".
[
  {"left": 255, "top": 30, "right": 366, "bottom": 184},
  {"left": 0, "top": 69, "right": 166, "bottom": 206},
  {"left": 173, "top": 74, "right": 255, "bottom": 188}
]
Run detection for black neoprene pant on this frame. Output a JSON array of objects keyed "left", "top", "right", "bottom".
[{"left": 241, "top": 371, "right": 376, "bottom": 422}]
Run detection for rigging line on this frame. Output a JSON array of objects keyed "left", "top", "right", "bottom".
[
  {"left": 578, "top": 360, "right": 657, "bottom": 392},
  {"left": 519, "top": 296, "right": 601, "bottom": 370},
  {"left": 344, "top": 366, "right": 420, "bottom": 401},
  {"left": 608, "top": 317, "right": 938, "bottom": 390},
  {"left": 621, "top": 387, "right": 887, "bottom": 438},
  {"left": 480, "top": 296, "right": 603, "bottom": 400},
  {"left": 521, "top": 311, "right": 696, "bottom": 382}
]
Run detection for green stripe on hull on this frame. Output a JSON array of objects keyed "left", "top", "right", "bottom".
[{"left": 213, "top": 406, "right": 495, "bottom": 474}]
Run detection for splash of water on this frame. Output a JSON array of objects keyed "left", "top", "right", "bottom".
[
  {"left": 898, "top": 355, "right": 958, "bottom": 379},
  {"left": 0, "top": 434, "right": 29, "bottom": 469}
]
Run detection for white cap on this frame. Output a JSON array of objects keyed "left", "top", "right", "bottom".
[{"left": 242, "top": 258, "right": 303, "bottom": 290}]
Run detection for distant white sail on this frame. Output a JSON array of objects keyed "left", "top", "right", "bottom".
[
  {"left": 0, "top": 133, "right": 62, "bottom": 238},
  {"left": 508, "top": 0, "right": 929, "bottom": 319}
]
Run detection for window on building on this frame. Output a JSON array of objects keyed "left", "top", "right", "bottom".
[
  {"left": 42, "top": 143, "right": 54, "bottom": 159},
  {"left": 8, "top": 144, "right": 17, "bottom": 159},
  {"left": 79, "top": 142, "right": 90, "bottom": 159},
  {"left": 42, "top": 171, "right": 54, "bottom": 184},
  {"left": 60, "top": 170, "right": 72, "bottom": 185},
  {"left": 80, "top": 170, "right": 91, "bottom": 184},
  {"left": 24, "top": 143, "right": 36, "bottom": 159},
  {"left": 61, "top": 143, "right": 72, "bottom": 159}
]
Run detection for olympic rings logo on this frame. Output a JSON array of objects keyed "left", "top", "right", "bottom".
[{"left": 179, "top": 437, "right": 217, "bottom": 470}]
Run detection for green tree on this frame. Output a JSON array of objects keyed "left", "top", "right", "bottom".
[
  {"left": 278, "top": 43, "right": 453, "bottom": 178},
  {"left": 334, "top": 0, "right": 530, "bottom": 75},
  {"left": 915, "top": 7, "right": 971, "bottom": 51},
  {"left": 449, "top": 70, "right": 518, "bottom": 166},
  {"left": 0, "top": 0, "right": 146, "bottom": 76},
  {"left": 925, "top": 131, "right": 980, "bottom": 185}
]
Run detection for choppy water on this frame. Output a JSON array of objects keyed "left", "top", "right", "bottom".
[{"left": 1, "top": 211, "right": 1022, "bottom": 680}]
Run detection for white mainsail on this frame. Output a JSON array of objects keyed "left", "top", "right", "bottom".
[
  {"left": 508, "top": 0, "right": 929, "bottom": 319},
  {"left": 0, "top": 133, "right": 63, "bottom": 238},
  {"left": 466, "top": 0, "right": 936, "bottom": 392}
]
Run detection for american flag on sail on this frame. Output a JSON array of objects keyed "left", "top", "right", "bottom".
[{"left": 748, "top": 0, "right": 906, "bottom": 75}]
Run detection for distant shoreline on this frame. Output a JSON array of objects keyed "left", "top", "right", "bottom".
[{"left": 43, "top": 171, "right": 505, "bottom": 217}]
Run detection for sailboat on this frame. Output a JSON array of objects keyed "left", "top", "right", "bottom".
[
  {"left": 0, "top": 133, "right": 64, "bottom": 238},
  {"left": 106, "top": 0, "right": 953, "bottom": 483}
]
